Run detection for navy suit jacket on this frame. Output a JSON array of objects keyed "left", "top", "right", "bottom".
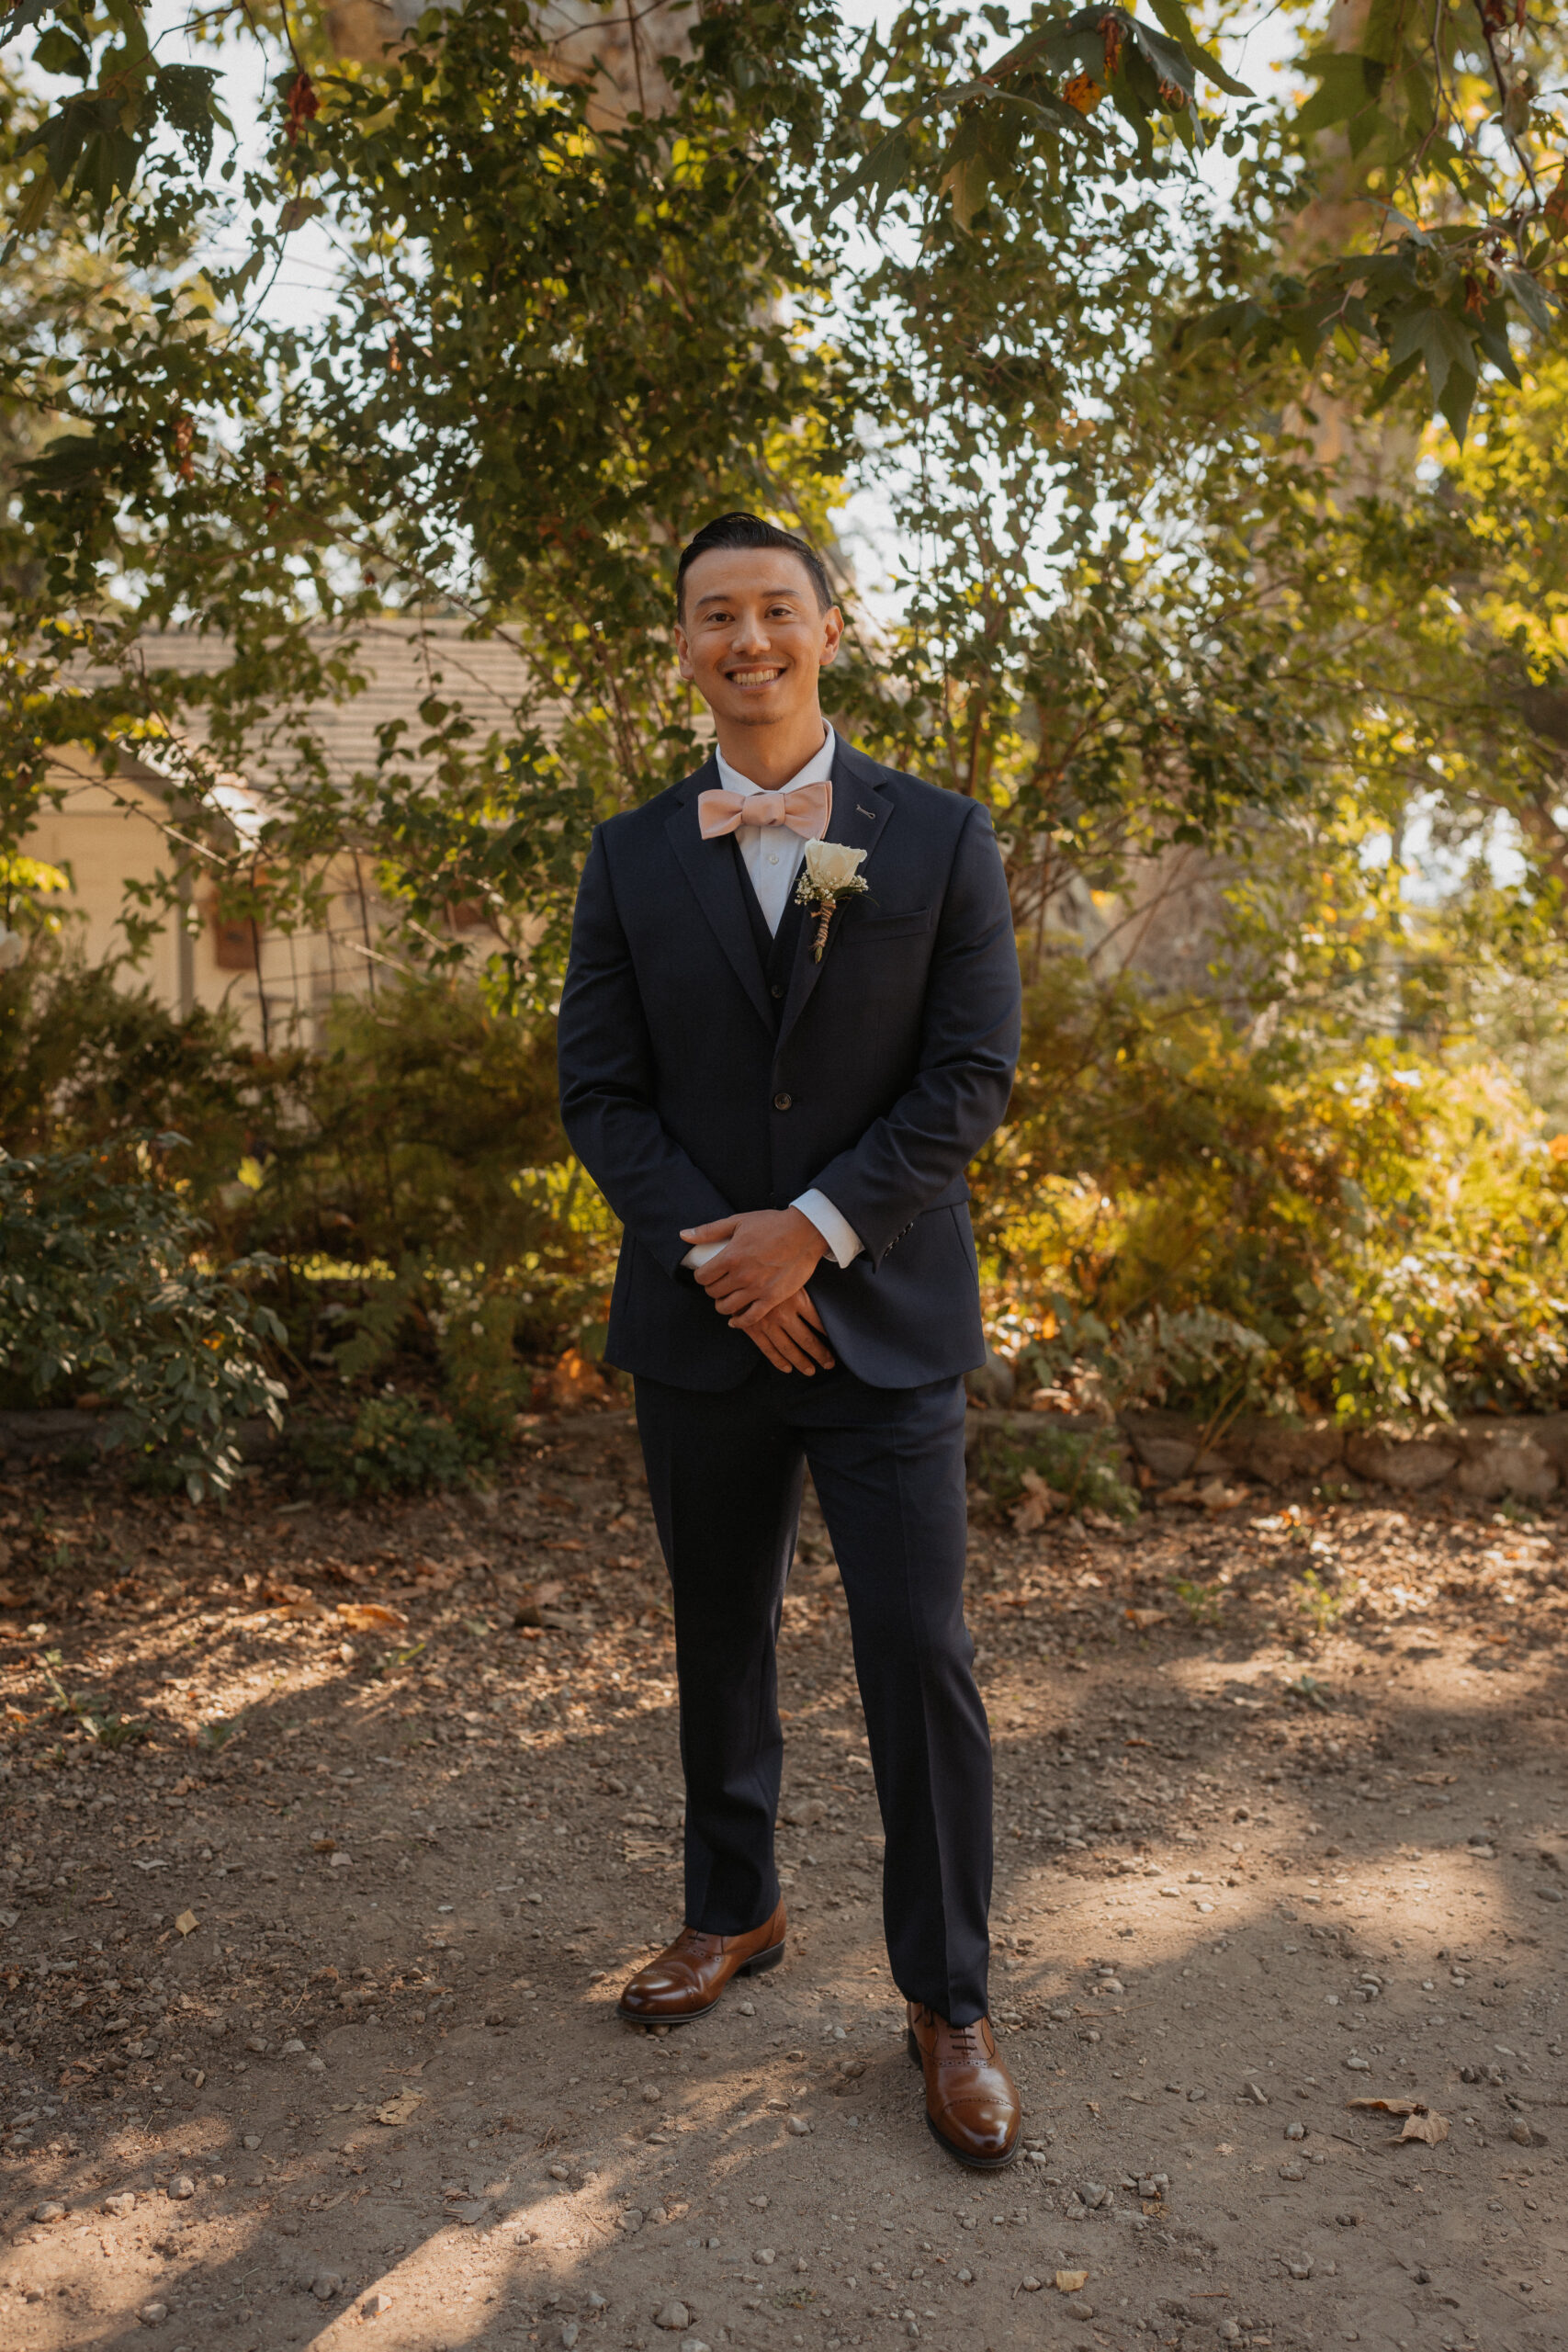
[{"left": 557, "top": 735, "right": 1021, "bottom": 1390}]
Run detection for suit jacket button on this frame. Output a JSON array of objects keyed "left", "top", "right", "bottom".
[
  {"left": 773, "top": 1091, "right": 793, "bottom": 1111},
  {"left": 771, "top": 983, "right": 785, "bottom": 1000}
]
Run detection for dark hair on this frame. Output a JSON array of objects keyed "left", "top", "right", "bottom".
[{"left": 675, "top": 511, "right": 834, "bottom": 620}]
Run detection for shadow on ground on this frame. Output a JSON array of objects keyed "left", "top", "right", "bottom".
[{"left": 0, "top": 1422, "right": 1564, "bottom": 2352}]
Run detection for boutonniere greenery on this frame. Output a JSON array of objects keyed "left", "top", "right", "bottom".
[{"left": 795, "top": 839, "right": 869, "bottom": 961}]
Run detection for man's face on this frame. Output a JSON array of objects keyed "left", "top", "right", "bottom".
[{"left": 674, "top": 549, "right": 842, "bottom": 729}]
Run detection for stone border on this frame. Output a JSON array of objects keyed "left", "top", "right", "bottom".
[
  {"left": 12, "top": 1394, "right": 1562, "bottom": 1504},
  {"left": 963, "top": 1397, "right": 1568, "bottom": 1501},
  {"left": 1116, "top": 1405, "right": 1565, "bottom": 1501},
  {"left": 0, "top": 1410, "right": 278, "bottom": 1464}
]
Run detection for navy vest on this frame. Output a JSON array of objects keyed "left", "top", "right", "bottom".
[{"left": 731, "top": 838, "right": 808, "bottom": 1031}]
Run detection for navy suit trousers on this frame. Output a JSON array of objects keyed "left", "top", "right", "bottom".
[{"left": 634, "top": 1363, "right": 993, "bottom": 2025}]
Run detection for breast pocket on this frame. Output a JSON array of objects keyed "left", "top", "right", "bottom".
[{"left": 850, "top": 907, "right": 933, "bottom": 942}]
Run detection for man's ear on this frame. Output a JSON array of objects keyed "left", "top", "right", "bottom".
[
  {"left": 673, "top": 620, "right": 695, "bottom": 683},
  {"left": 819, "top": 605, "right": 845, "bottom": 668}
]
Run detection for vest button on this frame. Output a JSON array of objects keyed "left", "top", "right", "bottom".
[
  {"left": 771, "top": 983, "right": 784, "bottom": 1000},
  {"left": 773, "top": 1091, "right": 793, "bottom": 1112}
]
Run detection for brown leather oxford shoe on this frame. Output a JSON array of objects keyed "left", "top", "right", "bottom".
[
  {"left": 616, "top": 1900, "right": 787, "bottom": 2027},
  {"left": 907, "top": 2002, "right": 1021, "bottom": 2168}
]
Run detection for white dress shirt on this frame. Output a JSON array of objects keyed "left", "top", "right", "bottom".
[
  {"left": 716, "top": 724, "right": 836, "bottom": 932},
  {"left": 682, "top": 727, "right": 864, "bottom": 1275}
]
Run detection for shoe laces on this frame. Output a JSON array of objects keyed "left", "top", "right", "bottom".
[
  {"left": 672, "top": 1928, "right": 720, "bottom": 1961},
  {"left": 944, "top": 2022, "right": 984, "bottom": 2065}
]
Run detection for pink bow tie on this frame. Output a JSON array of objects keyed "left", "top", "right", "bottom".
[{"left": 696, "top": 778, "right": 831, "bottom": 842}]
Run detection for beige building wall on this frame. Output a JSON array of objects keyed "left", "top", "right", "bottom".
[
  {"left": 22, "top": 617, "right": 542, "bottom": 1048},
  {"left": 26, "top": 750, "right": 388, "bottom": 1049}
]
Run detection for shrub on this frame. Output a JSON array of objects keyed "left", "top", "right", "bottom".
[
  {"left": 0, "top": 951, "right": 289, "bottom": 1239},
  {"left": 973, "top": 1423, "right": 1140, "bottom": 1523},
  {"left": 0, "top": 1138, "right": 286, "bottom": 1499},
  {"left": 1020, "top": 1299, "right": 1277, "bottom": 1435},
  {"left": 16, "top": 939, "right": 1568, "bottom": 1442},
  {"left": 979, "top": 961, "right": 1568, "bottom": 1427},
  {"left": 297, "top": 1394, "right": 478, "bottom": 1498},
  {"left": 262, "top": 978, "right": 570, "bottom": 1270},
  {"left": 1168, "top": 1577, "right": 1226, "bottom": 1628},
  {"left": 0, "top": 959, "right": 622, "bottom": 1375}
]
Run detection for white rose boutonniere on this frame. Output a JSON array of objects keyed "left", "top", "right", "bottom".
[{"left": 795, "top": 838, "right": 869, "bottom": 961}]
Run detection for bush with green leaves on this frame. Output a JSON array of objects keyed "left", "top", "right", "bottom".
[
  {"left": 0, "top": 960, "right": 620, "bottom": 1380},
  {"left": 973, "top": 1423, "right": 1140, "bottom": 1524},
  {"left": 297, "top": 1395, "right": 479, "bottom": 1500},
  {"left": 1021, "top": 1299, "right": 1277, "bottom": 1440},
  {"left": 979, "top": 963, "right": 1568, "bottom": 1429},
  {"left": 0, "top": 1138, "right": 286, "bottom": 1499}
]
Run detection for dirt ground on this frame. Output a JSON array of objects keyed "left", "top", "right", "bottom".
[{"left": 0, "top": 1406, "right": 1564, "bottom": 2352}]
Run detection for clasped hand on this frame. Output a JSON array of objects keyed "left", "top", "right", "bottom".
[{"left": 680, "top": 1206, "right": 835, "bottom": 1375}]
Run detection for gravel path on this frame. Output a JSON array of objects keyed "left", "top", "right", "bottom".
[{"left": 0, "top": 1410, "right": 1563, "bottom": 2352}]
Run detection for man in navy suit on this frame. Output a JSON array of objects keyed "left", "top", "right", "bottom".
[{"left": 558, "top": 513, "right": 1023, "bottom": 2166}]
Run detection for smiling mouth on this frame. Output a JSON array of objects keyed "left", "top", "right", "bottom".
[{"left": 726, "top": 667, "right": 785, "bottom": 688}]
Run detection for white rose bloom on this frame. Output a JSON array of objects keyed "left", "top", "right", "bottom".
[{"left": 803, "top": 840, "right": 868, "bottom": 893}]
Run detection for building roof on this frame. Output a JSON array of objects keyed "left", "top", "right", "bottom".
[{"left": 70, "top": 616, "right": 551, "bottom": 811}]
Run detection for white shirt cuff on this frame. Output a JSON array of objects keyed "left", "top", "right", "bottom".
[
  {"left": 790, "top": 1188, "right": 863, "bottom": 1269},
  {"left": 680, "top": 1194, "right": 863, "bottom": 1273}
]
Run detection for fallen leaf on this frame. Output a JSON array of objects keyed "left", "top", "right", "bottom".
[
  {"left": 326, "top": 1559, "right": 374, "bottom": 1586},
  {"left": 1410, "top": 1771, "right": 1457, "bottom": 1787},
  {"left": 1399, "top": 2109, "right": 1450, "bottom": 2145},
  {"left": 540, "top": 1346, "right": 608, "bottom": 1410},
  {"left": 412, "top": 1560, "right": 463, "bottom": 1589},
  {"left": 312, "top": 1837, "right": 336, "bottom": 1854},
  {"left": 376, "top": 2088, "right": 423, "bottom": 2126},
  {"left": 1010, "top": 1471, "right": 1063, "bottom": 1535},
  {"left": 0, "top": 1583, "right": 32, "bottom": 1609},
  {"left": 1055, "top": 2268, "right": 1089, "bottom": 2292},
  {"left": 1125, "top": 1607, "right": 1168, "bottom": 1631},
  {"left": 261, "top": 1579, "right": 313, "bottom": 1606},
  {"left": 1346, "top": 2096, "right": 1450, "bottom": 2143},
  {"left": 335, "top": 1602, "right": 408, "bottom": 1632},
  {"left": 175, "top": 1910, "right": 198, "bottom": 1938}
]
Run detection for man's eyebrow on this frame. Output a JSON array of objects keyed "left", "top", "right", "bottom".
[{"left": 692, "top": 582, "right": 810, "bottom": 610}]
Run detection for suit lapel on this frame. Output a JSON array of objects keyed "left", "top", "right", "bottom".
[
  {"left": 776, "top": 740, "right": 893, "bottom": 1052},
  {"left": 664, "top": 758, "right": 775, "bottom": 1036}
]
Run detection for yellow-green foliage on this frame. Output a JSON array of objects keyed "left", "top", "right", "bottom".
[
  {"left": 978, "top": 962, "right": 1568, "bottom": 1424},
  {"left": 14, "top": 944, "right": 1568, "bottom": 1428},
  {"left": 0, "top": 960, "right": 623, "bottom": 1383},
  {"left": 262, "top": 982, "right": 623, "bottom": 1387}
]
